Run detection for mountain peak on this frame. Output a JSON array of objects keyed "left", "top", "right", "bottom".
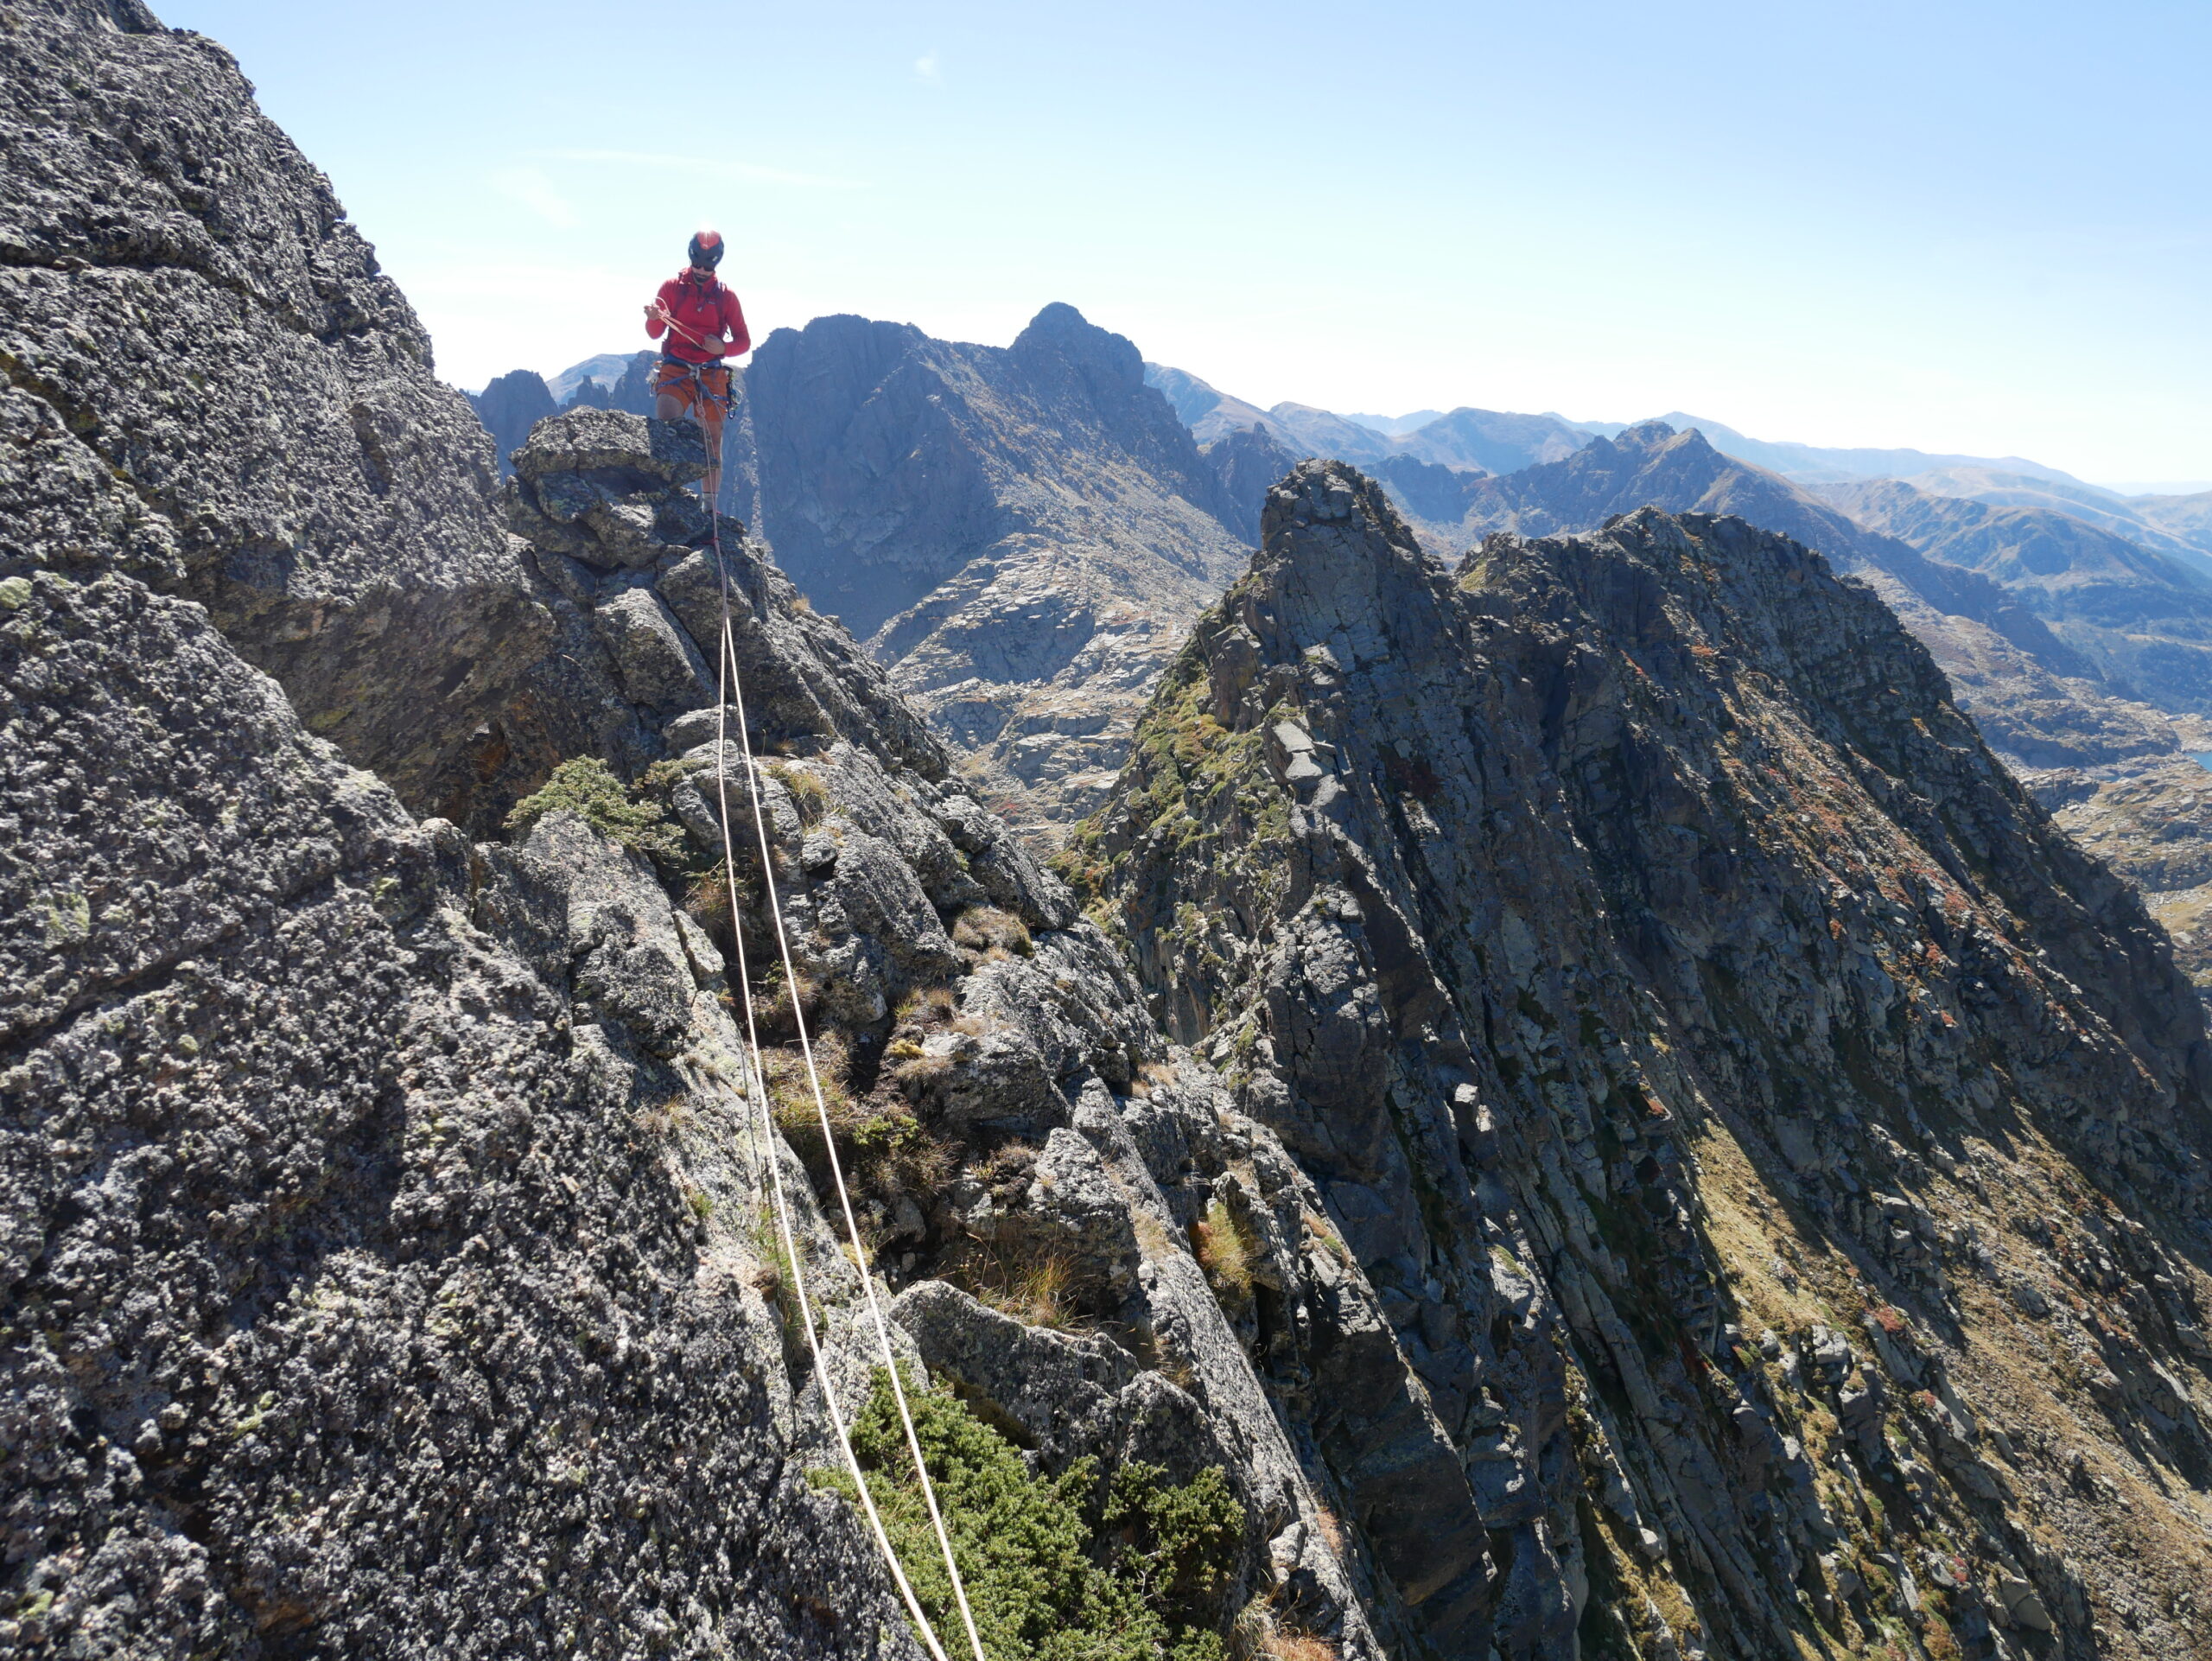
[
  {"left": 1614, "top": 417, "right": 1682, "bottom": 449},
  {"left": 1011, "top": 300, "right": 1143, "bottom": 385},
  {"left": 1261, "top": 457, "right": 1422, "bottom": 550},
  {"left": 1022, "top": 299, "right": 1093, "bottom": 334}
]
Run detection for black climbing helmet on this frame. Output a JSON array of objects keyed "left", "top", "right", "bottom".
[{"left": 687, "top": 228, "right": 725, "bottom": 271}]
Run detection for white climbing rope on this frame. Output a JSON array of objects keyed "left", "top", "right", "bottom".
[{"left": 699, "top": 477, "right": 988, "bottom": 1661}]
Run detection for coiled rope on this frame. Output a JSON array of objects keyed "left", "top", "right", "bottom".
[{"left": 696, "top": 448, "right": 988, "bottom": 1661}]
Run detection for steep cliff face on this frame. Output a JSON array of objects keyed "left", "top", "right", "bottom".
[
  {"left": 739, "top": 304, "right": 1253, "bottom": 832},
  {"left": 1203, "top": 423, "right": 1302, "bottom": 544},
  {"left": 1071, "top": 462, "right": 2212, "bottom": 1660},
  {"left": 0, "top": 0, "right": 611, "bottom": 830}
]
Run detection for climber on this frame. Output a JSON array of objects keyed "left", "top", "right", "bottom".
[{"left": 643, "top": 228, "right": 750, "bottom": 509}]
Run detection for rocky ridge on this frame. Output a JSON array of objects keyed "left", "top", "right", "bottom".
[
  {"left": 0, "top": 7, "right": 1395, "bottom": 1655},
  {"left": 1141, "top": 365, "right": 1591, "bottom": 479},
  {"left": 1452, "top": 423, "right": 2210, "bottom": 776},
  {"left": 1821, "top": 477, "right": 2212, "bottom": 723},
  {"left": 16, "top": 5, "right": 2212, "bottom": 1659},
  {"left": 0, "top": 0, "right": 622, "bottom": 831},
  {"left": 5, "top": 360, "right": 1408, "bottom": 1655},
  {"left": 1891, "top": 469, "right": 2212, "bottom": 573},
  {"left": 1070, "top": 462, "right": 2212, "bottom": 1661}
]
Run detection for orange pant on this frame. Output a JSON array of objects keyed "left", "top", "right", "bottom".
[{"left": 653, "top": 359, "right": 731, "bottom": 449}]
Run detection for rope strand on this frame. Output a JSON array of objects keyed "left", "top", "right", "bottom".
[
  {"left": 700, "top": 458, "right": 988, "bottom": 1661},
  {"left": 703, "top": 536, "right": 955, "bottom": 1661}
]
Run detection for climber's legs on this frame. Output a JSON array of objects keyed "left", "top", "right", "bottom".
[{"left": 653, "top": 364, "right": 727, "bottom": 508}]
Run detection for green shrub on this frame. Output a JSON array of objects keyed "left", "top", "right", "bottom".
[
  {"left": 830, "top": 1369, "right": 1243, "bottom": 1660},
  {"left": 505, "top": 756, "right": 685, "bottom": 862}
]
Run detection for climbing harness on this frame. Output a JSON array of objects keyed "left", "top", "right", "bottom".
[
  {"left": 697, "top": 425, "right": 988, "bottom": 1661},
  {"left": 652, "top": 357, "right": 735, "bottom": 420}
]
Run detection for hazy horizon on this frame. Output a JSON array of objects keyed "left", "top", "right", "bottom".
[{"left": 163, "top": 0, "right": 2209, "bottom": 483}]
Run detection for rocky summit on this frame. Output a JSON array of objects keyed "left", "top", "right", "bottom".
[
  {"left": 9, "top": 4, "right": 2212, "bottom": 1661},
  {"left": 1069, "top": 462, "right": 2212, "bottom": 1660}
]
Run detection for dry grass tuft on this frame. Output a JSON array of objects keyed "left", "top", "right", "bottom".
[
  {"left": 893, "top": 984, "right": 958, "bottom": 1026},
  {"left": 952, "top": 907, "right": 1034, "bottom": 959},
  {"left": 635, "top": 1093, "right": 692, "bottom": 1138},
  {"left": 941, "top": 1238, "right": 1083, "bottom": 1329},
  {"left": 1137, "top": 1059, "right": 1179, "bottom": 1095},
  {"left": 1132, "top": 1211, "right": 1179, "bottom": 1262},
  {"left": 888, "top": 1047, "right": 957, "bottom": 1092},
  {"left": 752, "top": 964, "right": 820, "bottom": 1039},
  {"left": 764, "top": 760, "right": 830, "bottom": 824},
  {"left": 1265, "top": 1637, "right": 1341, "bottom": 1661},
  {"left": 1308, "top": 1501, "right": 1345, "bottom": 1556},
  {"left": 747, "top": 1207, "right": 806, "bottom": 1362},
  {"left": 683, "top": 859, "right": 750, "bottom": 936},
  {"left": 1192, "top": 1197, "right": 1256, "bottom": 1308}
]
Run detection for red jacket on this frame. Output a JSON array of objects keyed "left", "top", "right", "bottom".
[{"left": 647, "top": 270, "right": 749, "bottom": 364}]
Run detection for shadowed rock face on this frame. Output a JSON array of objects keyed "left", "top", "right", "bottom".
[
  {"left": 469, "top": 369, "right": 558, "bottom": 474},
  {"left": 1074, "top": 461, "right": 2212, "bottom": 1661},
  {"left": 744, "top": 304, "right": 1240, "bottom": 642},
  {"left": 735, "top": 303, "right": 1254, "bottom": 833}
]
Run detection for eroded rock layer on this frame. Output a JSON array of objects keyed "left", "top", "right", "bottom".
[{"left": 1072, "top": 462, "right": 2212, "bottom": 1660}]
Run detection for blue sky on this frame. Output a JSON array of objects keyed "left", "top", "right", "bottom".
[{"left": 165, "top": 0, "right": 2210, "bottom": 484}]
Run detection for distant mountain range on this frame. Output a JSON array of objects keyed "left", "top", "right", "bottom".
[
  {"left": 1446, "top": 420, "right": 2212, "bottom": 770},
  {"left": 1142, "top": 365, "right": 1590, "bottom": 475},
  {"left": 468, "top": 330, "right": 2212, "bottom": 794},
  {"left": 1139, "top": 363, "right": 2212, "bottom": 570},
  {"left": 469, "top": 353, "right": 657, "bottom": 477},
  {"left": 545, "top": 352, "right": 639, "bottom": 404}
]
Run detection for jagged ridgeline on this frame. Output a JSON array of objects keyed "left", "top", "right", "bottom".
[
  {"left": 8, "top": 9, "right": 2212, "bottom": 1661},
  {"left": 1067, "top": 462, "right": 2212, "bottom": 1658}
]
